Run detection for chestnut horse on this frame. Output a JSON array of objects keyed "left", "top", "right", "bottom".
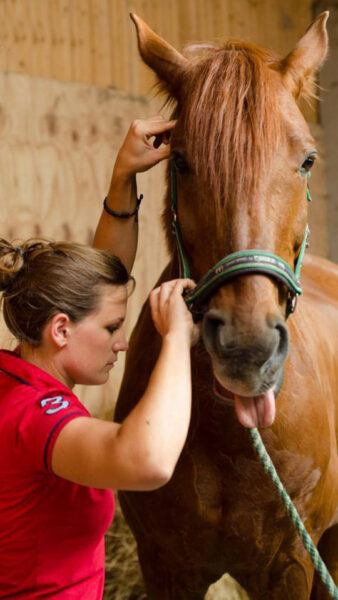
[{"left": 116, "top": 12, "right": 338, "bottom": 600}]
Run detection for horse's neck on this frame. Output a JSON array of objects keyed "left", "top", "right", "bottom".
[{"left": 157, "top": 257, "right": 180, "bottom": 285}]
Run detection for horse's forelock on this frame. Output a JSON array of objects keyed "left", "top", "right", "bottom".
[{"left": 168, "top": 41, "right": 283, "bottom": 222}]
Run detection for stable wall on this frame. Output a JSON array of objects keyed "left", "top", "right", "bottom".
[
  {"left": 0, "top": 0, "right": 318, "bottom": 103},
  {"left": 315, "top": 0, "right": 338, "bottom": 262}
]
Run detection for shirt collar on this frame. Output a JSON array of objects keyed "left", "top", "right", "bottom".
[{"left": 0, "top": 349, "right": 74, "bottom": 395}]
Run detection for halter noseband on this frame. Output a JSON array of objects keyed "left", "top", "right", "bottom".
[{"left": 170, "top": 160, "right": 310, "bottom": 319}]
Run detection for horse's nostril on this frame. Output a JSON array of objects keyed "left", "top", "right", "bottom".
[
  {"left": 274, "top": 321, "right": 289, "bottom": 359},
  {"left": 203, "top": 312, "right": 226, "bottom": 356},
  {"left": 216, "top": 326, "right": 227, "bottom": 355}
]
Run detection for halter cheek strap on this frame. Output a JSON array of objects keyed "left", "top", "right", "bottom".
[{"left": 171, "top": 160, "right": 310, "bottom": 318}]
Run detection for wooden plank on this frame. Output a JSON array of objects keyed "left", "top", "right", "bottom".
[
  {"left": 107, "top": 0, "right": 121, "bottom": 89},
  {"left": 6, "top": 0, "right": 31, "bottom": 74},
  {"left": 89, "top": 0, "right": 111, "bottom": 87},
  {"left": 125, "top": 0, "right": 138, "bottom": 95},
  {"left": 112, "top": 0, "right": 127, "bottom": 91},
  {"left": 48, "top": 0, "right": 72, "bottom": 81},
  {"left": 212, "top": 0, "right": 229, "bottom": 42},
  {"left": 29, "top": 0, "right": 51, "bottom": 79},
  {"left": 0, "top": 0, "right": 319, "bottom": 95},
  {"left": 133, "top": 0, "right": 157, "bottom": 96},
  {"left": 69, "top": 0, "right": 91, "bottom": 84}
]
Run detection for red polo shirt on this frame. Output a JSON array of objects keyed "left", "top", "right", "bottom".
[{"left": 0, "top": 350, "right": 115, "bottom": 599}]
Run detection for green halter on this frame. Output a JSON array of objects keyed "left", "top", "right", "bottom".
[{"left": 171, "top": 162, "right": 310, "bottom": 318}]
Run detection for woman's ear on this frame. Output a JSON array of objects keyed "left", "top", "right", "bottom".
[{"left": 47, "top": 313, "right": 72, "bottom": 348}]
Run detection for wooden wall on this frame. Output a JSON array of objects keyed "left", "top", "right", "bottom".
[
  {"left": 315, "top": 0, "right": 338, "bottom": 262},
  {"left": 0, "top": 0, "right": 316, "bottom": 118}
]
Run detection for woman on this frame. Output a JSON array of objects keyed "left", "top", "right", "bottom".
[{"left": 0, "top": 117, "right": 195, "bottom": 599}]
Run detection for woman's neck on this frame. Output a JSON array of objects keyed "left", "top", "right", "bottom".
[{"left": 20, "top": 343, "right": 75, "bottom": 390}]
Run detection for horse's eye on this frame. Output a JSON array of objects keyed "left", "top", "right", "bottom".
[
  {"left": 172, "top": 152, "right": 189, "bottom": 174},
  {"left": 300, "top": 154, "right": 316, "bottom": 174}
]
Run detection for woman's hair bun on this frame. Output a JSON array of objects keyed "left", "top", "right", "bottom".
[
  {"left": 0, "top": 239, "right": 27, "bottom": 291},
  {"left": 0, "top": 238, "right": 51, "bottom": 292}
]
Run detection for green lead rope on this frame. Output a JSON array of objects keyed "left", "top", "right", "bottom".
[{"left": 249, "top": 428, "right": 338, "bottom": 599}]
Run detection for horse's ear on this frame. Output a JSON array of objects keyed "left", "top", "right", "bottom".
[
  {"left": 130, "top": 13, "right": 187, "bottom": 97},
  {"left": 281, "top": 11, "right": 329, "bottom": 98}
]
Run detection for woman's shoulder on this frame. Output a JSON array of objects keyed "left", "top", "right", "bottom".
[{"left": 0, "top": 349, "right": 91, "bottom": 475}]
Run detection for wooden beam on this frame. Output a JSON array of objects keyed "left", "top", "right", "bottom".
[{"left": 314, "top": 0, "right": 338, "bottom": 261}]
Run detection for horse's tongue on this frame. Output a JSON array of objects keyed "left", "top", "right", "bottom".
[{"left": 234, "top": 389, "right": 276, "bottom": 428}]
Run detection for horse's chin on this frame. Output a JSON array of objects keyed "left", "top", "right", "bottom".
[
  {"left": 212, "top": 369, "right": 275, "bottom": 398},
  {"left": 210, "top": 354, "right": 284, "bottom": 397},
  {"left": 214, "top": 372, "right": 257, "bottom": 402}
]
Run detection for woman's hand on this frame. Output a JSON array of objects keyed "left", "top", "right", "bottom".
[
  {"left": 150, "top": 279, "right": 199, "bottom": 346},
  {"left": 113, "top": 115, "right": 176, "bottom": 182},
  {"left": 94, "top": 115, "right": 176, "bottom": 272}
]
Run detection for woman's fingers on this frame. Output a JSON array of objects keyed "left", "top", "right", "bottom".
[
  {"left": 116, "top": 116, "right": 177, "bottom": 175},
  {"left": 153, "top": 144, "right": 171, "bottom": 162},
  {"left": 158, "top": 280, "right": 175, "bottom": 314},
  {"left": 149, "top": 287, "right": 161, "bottom": 326},
  {"left": 162, "top": 279, "right": 195, "bottom": 298},
  {"left": 146, "top": 119, "right": 177, "bottom": 134},
  {"left": 149, "top": 279, "right": 196, "bottom": 339},
  {"left": 158, "top": 279, "right": 195, "bottom": 314},
  {"left": 153, "top": 131, "right": 171, "bottom": 148},
  {"left": 171, "top": 279, "right": 196, "bottom": 297},
  {"left": 145, "top": 120, "right": 176, "bottom": 146}
]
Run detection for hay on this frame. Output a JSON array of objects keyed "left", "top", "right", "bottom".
[
  {"left": 104, "top": 500, "right": 249, "bottom": 600},
  {"left": 206, "top": 575, "right": 250, "bottom": 600},
  {"left": 104, "top": 500, "right": 146, "bottom": 600}
]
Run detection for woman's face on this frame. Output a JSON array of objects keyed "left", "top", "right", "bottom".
[{"left": 64, "top": 284, "right": 129, "bottom": 386}]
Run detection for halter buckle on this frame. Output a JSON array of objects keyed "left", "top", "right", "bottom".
[{"left": 286, "top": 293, "right": 298, "bottom": 317}]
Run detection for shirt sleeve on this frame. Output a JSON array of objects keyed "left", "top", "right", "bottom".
[{"left": 17, "top": 388, "right": 90, "bottom": 475}]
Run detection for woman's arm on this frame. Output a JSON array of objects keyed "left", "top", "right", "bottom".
[
  {"left": 51, "top": 279, "right": 196, "bottom": 491},
  {"left": 93, "top": 116, "right": 176, "bottom": 273}
]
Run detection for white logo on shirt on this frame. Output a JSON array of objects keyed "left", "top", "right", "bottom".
[{"left": 40, "top": 396, "right": 70, "bottom": 415}]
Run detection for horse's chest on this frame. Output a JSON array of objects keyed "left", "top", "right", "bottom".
[
  {"left": 184, "top": 436, "right": 275, "bottom": 533},
  {"left": 162, "top": 412, "right": 322, "bottom": 564}
]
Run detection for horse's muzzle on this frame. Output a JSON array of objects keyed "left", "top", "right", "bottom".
[{"left": 202, "top": 309, "right": 289, "bottom": 396}]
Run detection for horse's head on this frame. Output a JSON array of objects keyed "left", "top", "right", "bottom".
[{"left": 132, "top": 13, "right": 328, "bottom": 427}]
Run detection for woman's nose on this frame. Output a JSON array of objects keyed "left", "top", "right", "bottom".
[{"left": 113, "top": 332, "right": 129, "bottom": 353}]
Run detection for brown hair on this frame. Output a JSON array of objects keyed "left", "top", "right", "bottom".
[{"left": 0, "top": 238, "right": 133, "bottom": 346}]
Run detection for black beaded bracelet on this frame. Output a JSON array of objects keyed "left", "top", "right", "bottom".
[{"left": 103, "top": 194, "right": 143, "bottom": 222}]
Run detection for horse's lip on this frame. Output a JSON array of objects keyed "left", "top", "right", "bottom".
[{"left": 213, "top": 377, "right": 235, "bottom": 405}]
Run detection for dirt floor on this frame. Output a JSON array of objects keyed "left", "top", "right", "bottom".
[{"left": 104, "top": 502, "right": 249, "bottom": 600}]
